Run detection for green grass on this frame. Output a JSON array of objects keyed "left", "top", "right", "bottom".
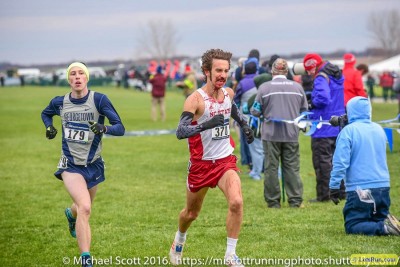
[{"left": 0, "top": 86, "right": 399, "bottom": 267}]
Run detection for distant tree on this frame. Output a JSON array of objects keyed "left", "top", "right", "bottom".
[
  {"left": 135, "top": 19, "right": 180, "bottom": 61},
  {"left": 367, "top": 10, "right": 400, "bottom": 57}
]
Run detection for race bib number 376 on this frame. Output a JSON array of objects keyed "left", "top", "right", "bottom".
[{"left": 64, "top": 122, "right": 90, "bottom": 143}]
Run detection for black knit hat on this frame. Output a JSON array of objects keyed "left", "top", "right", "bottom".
[{"left": 269, "top": 54, "right": 280, "bottom": 68}]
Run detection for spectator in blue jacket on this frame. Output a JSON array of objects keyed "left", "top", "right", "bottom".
[
  {"left": 303, "top": 53, "right": 346, "bottom": 202},
  {"left": 234, "top": 49, "right": 266, "bottom": 84},
  {"left": 233, "top": 60, "right": 259, "bottom": 174},
  {"left": 329, "top": 96, "right": 400, "bottom": 236}
]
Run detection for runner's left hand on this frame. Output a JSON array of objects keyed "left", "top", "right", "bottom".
[
  {"left": 89, "top": 121, "right": 106, "bottom": 135},
  {"left": 242, "top": 125, "right": 254, "bottom": 144}
]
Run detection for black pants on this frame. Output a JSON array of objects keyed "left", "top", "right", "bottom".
[{"left": 311, "top": 137, "right": 345, "bottom": 201}]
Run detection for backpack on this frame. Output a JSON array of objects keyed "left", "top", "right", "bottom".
[{"left": 248, "top": 114, "right": 261, "bottom": 138}]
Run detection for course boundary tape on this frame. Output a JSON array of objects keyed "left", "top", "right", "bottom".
[{"left": 104, "top": 129, "right": 176, "bottom": 138}]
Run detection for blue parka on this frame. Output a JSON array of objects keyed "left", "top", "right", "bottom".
[{"left": 309, "top": 62, "right": 345, "bottom": 138}]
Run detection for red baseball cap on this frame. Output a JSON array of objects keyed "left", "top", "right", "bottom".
[{"left": 303, "top": 53, "right": 323, "bottom": 71}]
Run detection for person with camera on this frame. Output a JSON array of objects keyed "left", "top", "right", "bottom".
[
  {"left": 41, "top": 62, "right": 125, "bottom": 267},
  {"left": 251, "top": 58, "right": 308, "bottom": 208},
  {"left": 170, "top": 49, "right": 254, "bottom": 267},
  {"left": 302, "top": 53, "right": 346, "bottom": 203},
  {"left": 329, "top": 96, "right": 400, "bottom": 236}
]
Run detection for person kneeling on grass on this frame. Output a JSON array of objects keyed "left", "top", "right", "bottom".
[{"left": 329, "top": 96, "right": 400, "bottom": 236}]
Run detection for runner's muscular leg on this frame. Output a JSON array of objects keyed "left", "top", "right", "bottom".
[
  {"left": 70, "top": 184, "right": 97, "bottom": 218},
  {"left": 63, "top": 172, "right": 97, "bottom": 253},
  {"left": 178, "top": 187, "right": 208, "bottom": 233},
  {"left": 218, "top": 170, "right": 243, "bottom": 239}
]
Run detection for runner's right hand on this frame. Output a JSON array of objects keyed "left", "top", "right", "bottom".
[
  {"left": 46, "top": 125, "right": 57, "bottom": 139},
  {"left": 202, "top": 114, "right": 225, "bottom": 130}
]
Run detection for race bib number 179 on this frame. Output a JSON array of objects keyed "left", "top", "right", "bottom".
[{"left": 64, "top": 122, "right": 90, "bottom": 143}]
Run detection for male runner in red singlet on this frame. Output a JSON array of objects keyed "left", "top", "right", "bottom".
[{"left": 169, "top": 49, "right": 254, "bottom": 267}]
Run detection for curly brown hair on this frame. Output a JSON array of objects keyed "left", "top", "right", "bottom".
[
  {"left": 201, "top": 49, "right": 232, "bottom": 77},
  {"left": 356, "top": 63, "right": 369, "bottom": 75}
]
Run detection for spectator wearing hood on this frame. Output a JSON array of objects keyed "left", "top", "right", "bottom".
[
  {"left": 303, "top": 53, "right": 346, "bottom": 203},
  {"left": 233, "top": 60, "right": 259, "bottom": 174},
  {"left": 234, "top": 49, "right": 266, "bottom": 84},
  {"left": 342, "top": 53, "right": 366, "bottom": 105},
  {"left": 329, "top": 96, "right": 400, "bottom": 236}
]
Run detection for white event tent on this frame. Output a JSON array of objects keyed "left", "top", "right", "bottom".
[{"left": 369, "top": 54, "right": 400, "bottom": 73}]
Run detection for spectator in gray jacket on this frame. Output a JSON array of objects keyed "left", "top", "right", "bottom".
[{"left": 251, "top": 58, "right": 308, "bottom": 208}]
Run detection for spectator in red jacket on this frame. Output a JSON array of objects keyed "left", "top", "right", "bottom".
[
  {"left": 342, "top": 53, "right": 366, "bottom": 106},
  {"left": 149, "top": 66, "right": 168, "bottom": 121},
  {"left": 379, "top": 71, "right": 395, "bottom": 102}
]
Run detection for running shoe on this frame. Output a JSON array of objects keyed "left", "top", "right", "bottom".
[
  {"left": 64, "top": 208, "right": 76, "bottom": 238},
  {"left": 225, "top": 254, "right": 245, "bottom": 267},
  {"left": 169, "top": 240, "right": 185, "bottom": 265}
]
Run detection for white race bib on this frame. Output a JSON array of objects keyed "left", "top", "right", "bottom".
[
  {"left": 64, "top": 122, "right": 90, "bottom": 143},
  {"left": 57, "top": 155, "right": 68, "bottom": 169},
  {"left": 211, "top": 122, "right": 230, "bottom": 140}
]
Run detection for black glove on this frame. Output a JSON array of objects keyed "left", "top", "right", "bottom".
[
  {"left": 89, "top": 121, "right": 107, "bottom": 135},
  {"left": 330, "top": 189, "right": 340, "bottom": 205},
  {"left": 242, "top": 125, "right": 254, "bottom": 144},
  {"left": 46, "top": 125, "right": 57, "bottom": 139},
  {"left": 202, "top": 114, "right": 225, "bottom": 130}
]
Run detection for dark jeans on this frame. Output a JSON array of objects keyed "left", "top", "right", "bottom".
[
  {"left": 240, "top": 127, "right": 252, "bottom": 167},
  {"left": 343, "top": 187, "right": 390, "bottom": 235},
  {"left": 367, "top": 85, "right": 374, "bottom": 99},
  {"left": 382, "top": 87, "right": 394, "bottom": 101},
  {"left": 311, "top": 137, "right": 345, "bottom": 201}
]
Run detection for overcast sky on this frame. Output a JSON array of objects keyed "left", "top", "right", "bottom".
[{"left": 1, "top": 0, "right": 399, "bottom": 65}]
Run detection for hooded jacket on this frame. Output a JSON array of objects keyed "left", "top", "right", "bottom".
[
  {"left": 329, "top": 96, "right": 390, "bottom": 191},
  {"left": 234, "top": 60, "right": 258, "bottom": 112},
  {"left": 342, "top": 59, "right": 366, "bottom": 105},
  {"left": 309, "top": 62, "right": 345, "bottom": 138}
]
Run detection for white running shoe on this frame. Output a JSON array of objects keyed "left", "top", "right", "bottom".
[
  {"left": 169, "top": 240, "right": 185, "bottom": 265},
  {"left": 225, "top": 254, "right": 245, "bottom": 267}
]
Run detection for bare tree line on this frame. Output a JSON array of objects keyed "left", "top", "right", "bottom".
[
  {"left": 136, "top": 10, "right": 400, "bottom": 61},
  {"left": 135, "top": 19, "right": 180, "bottom": 61},
  {"left": 368, "top": 9, "right": 400, "bottom": 57}
]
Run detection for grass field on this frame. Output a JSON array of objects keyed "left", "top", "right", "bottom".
[{"left": 0, "top": 86, "right": 399, "bottom": 267}]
